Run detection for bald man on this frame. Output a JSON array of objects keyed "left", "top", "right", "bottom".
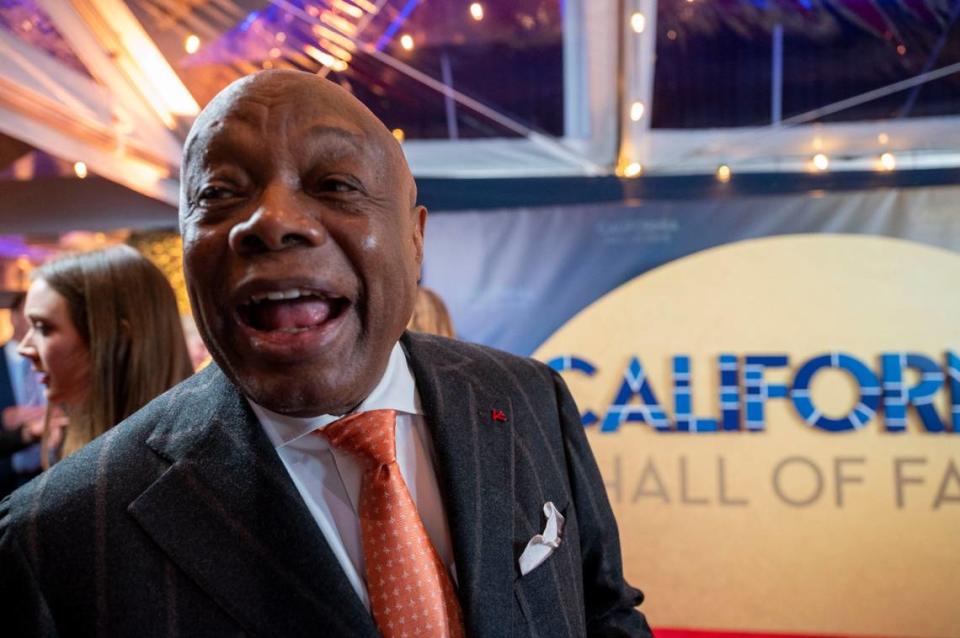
[{"left": 0, "top": 71, "right": 651, "bottom": 638}]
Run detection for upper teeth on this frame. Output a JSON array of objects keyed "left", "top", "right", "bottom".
[{"left": 247, "top": 289, "right": 321, "bottom": 304}]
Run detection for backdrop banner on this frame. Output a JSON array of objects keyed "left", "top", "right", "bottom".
[
  {"left": 422, "top": 185, "right": 960, "bottom": 638},
  {"left": 423, "top": 184, "right": 960, "bottom": 357}
]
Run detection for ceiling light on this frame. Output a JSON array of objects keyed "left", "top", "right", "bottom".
[
  {"left": 623, "top": 162, "right": 643, "bottom": 178},
  {"left": 184, "top": 35, "right": 200, "bottom": 54}
]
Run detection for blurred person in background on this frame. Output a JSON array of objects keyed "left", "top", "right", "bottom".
[
  {"left": 17, "top": 245, "right": 193, "bottom": 464},
  {"left": 407, "top": 285, "right": 456, "bottom": 338},
  {"left": 0, "top": 292, "right": 46, "bottom": 496},
  {"left": 181, "top": 313, "right": 212, "bottom": 371}
]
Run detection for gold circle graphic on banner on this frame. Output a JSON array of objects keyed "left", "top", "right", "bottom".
[{"left": 535, "top": 234, "right": 960, "bottom": 638}]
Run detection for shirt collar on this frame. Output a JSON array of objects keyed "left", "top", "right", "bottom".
[{"left": 250, "top": 341, "right": 421, "bottom": 449}]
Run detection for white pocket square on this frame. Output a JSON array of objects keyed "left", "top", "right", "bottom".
[{"left": 518, "top": 501, "right": 565, "bottom": 576}]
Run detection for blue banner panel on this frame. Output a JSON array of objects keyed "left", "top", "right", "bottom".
[{"left": 421, "top": 184, "right": 960, "bottom": 355}]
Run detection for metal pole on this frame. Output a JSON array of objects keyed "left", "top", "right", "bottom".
[
  {"left": 615, "top": 0, "right": 627, "bottom": 170},
  {"left": 771, "top": 23, "right": 783, "bottom": 126},
  {"left": 898, "top": 0, "right": 960, "bottom": 118},
  {"left": 440, "top": 51, "right": 459, "bottom": 140}
]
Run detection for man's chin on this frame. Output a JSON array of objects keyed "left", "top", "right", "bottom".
[
  {"left": 230, "top": 369, "right": 364, "bottom": 418},
  {"left": 208, "top": 325, "right": 393, "bottom": 417}
]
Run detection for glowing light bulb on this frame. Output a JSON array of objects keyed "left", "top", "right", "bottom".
[
  {"left": 400, "top": 34, "right": 414, "bottom": 51},
  {"left": 469, "top": 3, "right": 484, "bottom": 21},
  {"left": 304, "top": 45, "right": 348, "bottom": 71},
  {"left": 184, "top": 34, "right": 200, "bottom": 54},
  {"left": 630, "top": 12, "right": 646, "bottom": 34},
  {"left": 623, "top": 162, "right": 643, "bottom": 178},
  {"left": 716, "top": 164, "right": 731, "bottom": 183},
  {"left": 73, "top": 161, "right": 88, "bottom": 179},
  {"left": 878, "top": 133, "right": 889, "bottom": 145},
  {"left": 880, "top": 152, "right": 896, "bottom": 171},
  {"left": 812, "top": 153, "right": 829, "bottom": 171},
  {"left": 392, "top": 128, "right": 405, "bottom": 143},
  {"left": 629, "top": 101, "right": 645, "bottom": 122}
]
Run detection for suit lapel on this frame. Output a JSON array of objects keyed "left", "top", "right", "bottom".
[
  {"left": 128, "top": 365, "right": 378, "bottom": 638},
  {"left": 402, "top": 333, "right": 517, "bottom": 637}
]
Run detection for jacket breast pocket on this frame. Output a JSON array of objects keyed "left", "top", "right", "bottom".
[{"left": 513, "top": 505, "right": 586, "bottom": 637}]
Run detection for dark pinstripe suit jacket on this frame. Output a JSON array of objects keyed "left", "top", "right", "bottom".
[{"left": 0, "top": 333, "right": 651, "bottom": 637}]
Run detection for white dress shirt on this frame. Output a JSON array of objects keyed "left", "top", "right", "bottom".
[{"left": 249, "top": 342, "right": 457, "bottom": 609}]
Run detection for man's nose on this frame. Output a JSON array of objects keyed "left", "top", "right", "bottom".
[{"left": 228, "top": 183, "right": 325, "bottom": 255}]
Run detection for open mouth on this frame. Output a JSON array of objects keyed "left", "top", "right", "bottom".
[{"left": 237, "top": 288, "right": 350, "bottom": 334}]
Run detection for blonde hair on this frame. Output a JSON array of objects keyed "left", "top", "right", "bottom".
[
  {"left": 407, "top": 286, "right": 455, "bottom": 338},
  {"left": 36, "top": 245, "right": 192, "bottom": 460}
]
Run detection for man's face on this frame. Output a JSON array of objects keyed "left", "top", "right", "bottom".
[{"left": 180, "top": 71, "right": 425, "bottom": 416}]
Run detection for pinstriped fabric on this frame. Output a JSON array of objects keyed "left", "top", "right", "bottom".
[
  {"left": 513, "top": 436, "right": 577, "bottom": 637},
  {"left": 402, "top": 333, "right": 650, "bottom": 638},
  {"left": 0, "top": 334, "right": 651, "bottom": 637},
  {"left": 4, "top": 470, "right": 58, "bottom": 636},
  {"left": 451, "top": 381, "right": 484, "bottom": 604},
  {"left": 164, "top": 560, "right": 179, "bottom": 638},
  {"left": 94, "top": 433, "right": 114, "bottom": 636},
  {"left": 25, "top": 459, "right": 50, "bottom": 564}
]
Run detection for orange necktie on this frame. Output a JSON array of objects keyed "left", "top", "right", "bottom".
[{"left": 320, "top": 409, "right": 465, "bottom": 638}]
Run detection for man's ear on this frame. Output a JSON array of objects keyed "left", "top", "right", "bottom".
[{"left": 412, "top": 205, "right": 427, "bottom": 265}]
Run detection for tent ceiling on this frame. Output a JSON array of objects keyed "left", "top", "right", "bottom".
[{"left": 0, "top": 0, "right": 958, "bottom": 233}]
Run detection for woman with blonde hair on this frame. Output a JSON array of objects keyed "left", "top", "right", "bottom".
[
  {"left": 18, "top": 245, "right": 192, "bottom": 463},
  {"left": 407, "top": 286, "right": 456, "bottom": 338}
]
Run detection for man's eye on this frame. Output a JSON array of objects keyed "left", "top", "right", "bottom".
[
  {"left": 315, "top": 178, "right": 358, "bottom": 193},
  {"left": 197, "top": 185, "right": 237, "bottom": 202},
  {"left": 32, "top": 322, "right": 50, "bottom": 336}
]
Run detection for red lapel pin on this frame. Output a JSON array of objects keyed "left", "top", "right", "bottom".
[{"left": 491, "top": 409, "right": 507, "bottom": 422}]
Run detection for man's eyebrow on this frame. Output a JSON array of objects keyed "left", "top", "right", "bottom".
[{"left": 183, "top": 112, "right": 264, "bottom": 162}]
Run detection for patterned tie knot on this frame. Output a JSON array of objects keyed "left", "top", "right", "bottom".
[{"left": 320, "top": 409, "right": 397, "bottom": 467}]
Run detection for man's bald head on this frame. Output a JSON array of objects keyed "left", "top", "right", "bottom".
[{"left": 182, "top": 71, "right": 417, "bottom": 210}]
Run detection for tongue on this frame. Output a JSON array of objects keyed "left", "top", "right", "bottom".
[{"left": 251, "top": 297, "right": 333, "bottom": 331}]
